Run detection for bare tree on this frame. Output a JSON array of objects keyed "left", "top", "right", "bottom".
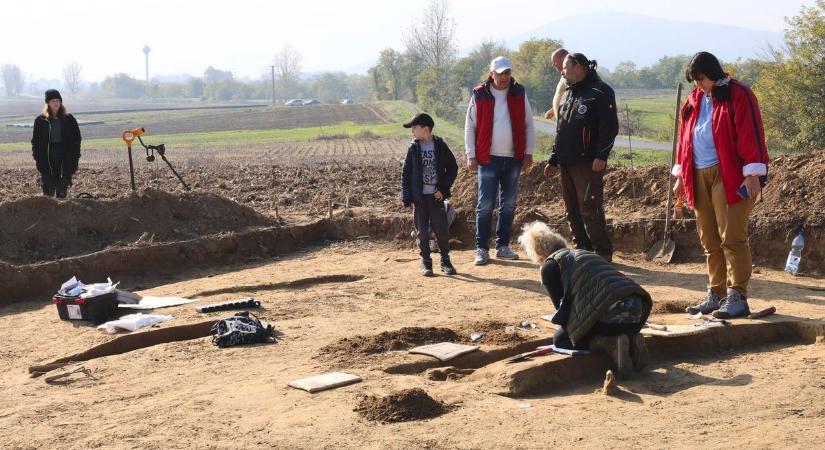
[
  {"left": 403, "top": 0, "right": 460, "bottom": 118},
  {"left": 403, "top": 0, "right": 457, "bottom": 73},
  {"left": 273, "top": 44, "right": 302, "bottom": 100},
  {"left": 1, "top": 63, "right": 25, "bottom": 97},
  {"left": 62, "top": 61, "right": 83, "bottom": 97}
]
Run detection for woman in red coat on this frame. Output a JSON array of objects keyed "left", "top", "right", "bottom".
[{"left": 673, "top": 52, "right": 769, "bottom": 319}]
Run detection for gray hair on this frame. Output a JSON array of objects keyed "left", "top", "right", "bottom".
[{"left": 517, "top": 221, "right": 570, "bottom": 264}]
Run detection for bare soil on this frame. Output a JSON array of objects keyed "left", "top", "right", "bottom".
[
  {"left": 321, "top": 327, "right": 460, "bottom": 357},
  {"left": 2, "top": 120, "right": 825, "bottom": 448},
  {"left": 1, "top": 244, "right": 825, "bottom": 449}
]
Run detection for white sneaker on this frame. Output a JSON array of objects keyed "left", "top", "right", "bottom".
[
  {"left": 495, "top": 245, "right": 519, "bottom": 260},
  {"left": 474, "top": 248, "right": 489, "bottom": 265}
]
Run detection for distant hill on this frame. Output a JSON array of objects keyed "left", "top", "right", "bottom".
[{"left": 505, "top": 12, "right": 784, "bottom": 69}]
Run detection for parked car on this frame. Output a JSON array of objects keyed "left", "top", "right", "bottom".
[
  {"left": 302, "top": 99, "right": 321, "bottom": 105},
  {"left": 284, "top": 99, "right": 303, "bottom": 106},
  {"left": 340, "top": 99, "right": 354, "bottom": 105}
]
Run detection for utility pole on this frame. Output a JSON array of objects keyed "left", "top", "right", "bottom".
[{"left": 270, "top": 65, "right": 276, "bottom": 105}]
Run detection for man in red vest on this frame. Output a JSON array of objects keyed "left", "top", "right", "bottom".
[{"left": 465, "top": 56, "right": 536, "bottom": 265}]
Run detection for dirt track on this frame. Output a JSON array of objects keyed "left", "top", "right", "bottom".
[{"left": 1, "top": 243, "right": 824, "bottom": 449}]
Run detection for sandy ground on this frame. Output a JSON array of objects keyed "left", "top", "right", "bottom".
[{"left": 2, "top": 243, "right": 825, "bottom": 449}]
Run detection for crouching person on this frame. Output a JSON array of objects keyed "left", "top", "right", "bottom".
[{"left": 519, "top": 222, "right": 652, "bottom": 377}]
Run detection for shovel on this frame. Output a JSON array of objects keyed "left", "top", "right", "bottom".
[{"left": 646, "top": 83, "right": 683, "bottom": 263}]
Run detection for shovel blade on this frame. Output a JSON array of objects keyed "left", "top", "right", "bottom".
[{"left": 645, "top": 237, "right": 676, "bottom": 262}]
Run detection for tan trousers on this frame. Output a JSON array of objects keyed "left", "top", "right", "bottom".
[{"left": 693, "top": 165, "right": 755, "bottom": 297}]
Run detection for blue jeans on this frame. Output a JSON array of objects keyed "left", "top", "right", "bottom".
[{"left": 476, "top": 155, "right": 522, "bottom": 250}]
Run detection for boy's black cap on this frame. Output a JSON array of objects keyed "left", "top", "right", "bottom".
[{"left": 403, "top": 113, "right": 435, "bottom": 128}]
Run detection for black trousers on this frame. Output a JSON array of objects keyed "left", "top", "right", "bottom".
[
  {"left": 40, "top": 143, "right": 72, "bottom": 198},
  {"left": 413, "top": 195, "right": 450, "bottom": 262}
]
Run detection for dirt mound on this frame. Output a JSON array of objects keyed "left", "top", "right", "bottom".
[
  {"left": 0, "top": 164, "right": 406, "bottom": 221},
  {"left": 459, "top": 320, "right": 529, "bottom": 345},
  {"left": 448, "top": 152, "right": 825, "bottom": 273},
  {"left": 753, "top": 151, "right": 825, "bottom": 231},
  {"left": 4, "top": 146, "right": 825, "bottom": 273},
  {"left": 650, "top": 299, "right": 695, "bottom": 314},
  {"left": 0, "top": 188, "right": 275, "bottom": 264},
  {"left": 450, "top": 164, "right": 673, "bottom": 227},
  {"left": 450, "top": 150, "right": 825, "bottom": 235},
  {"left": 320, "top": 327, "right": 459, "bottom": 357},
  {"left": 354, "top": 388, "right": 449, "bottom": 423}
]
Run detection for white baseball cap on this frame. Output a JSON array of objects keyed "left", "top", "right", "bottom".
[{"left": 490, "top": 56, "right": 512, "bottom": 74}]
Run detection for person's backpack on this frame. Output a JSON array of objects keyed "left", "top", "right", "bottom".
[{"left": 211, "top": 311, "right": 275, "bottom": 348}]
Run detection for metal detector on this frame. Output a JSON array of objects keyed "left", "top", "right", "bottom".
[{"left": 122, "top": 127, "right": 190, "bottom": 191}]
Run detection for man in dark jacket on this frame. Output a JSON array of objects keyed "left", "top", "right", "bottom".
[
  {"left": 401, "top": 113, "right": 459, "bottom": 276},
  {"left": 544, "top": 53, "right": 619, "bottom": 261},
  {"left": 31, "top": 89, "right": 82, "bottom": 198}
]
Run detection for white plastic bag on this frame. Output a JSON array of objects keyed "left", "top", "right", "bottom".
[
  {"left": 58, "top": 276, "right": 119, "bottom": 298},
  {"left": 97, "top": 313, "right": 173, "bottom": 334}
]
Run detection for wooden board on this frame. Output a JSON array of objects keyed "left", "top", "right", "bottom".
[
  {"left": 288, "top": 372, "right": 362, "bottom": 393},
  {"left": 641, "top": 323, "right": 717, "bottom": 337},
  {"left": 408, "top": 342, "right": 479, "bottom": 362}
]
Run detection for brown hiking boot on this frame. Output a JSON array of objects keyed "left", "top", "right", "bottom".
[
  {"left": 629, "top": 333, "right": 650, "bottom": 372},
  {"left": 590, "top": 334, "right": 633, "bottom": 378}
]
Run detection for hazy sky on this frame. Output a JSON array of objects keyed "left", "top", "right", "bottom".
[{"left": 1, "top": 0, "right": 815, "bottom": 82}]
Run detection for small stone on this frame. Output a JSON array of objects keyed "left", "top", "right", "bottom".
[{"left": 602, "top": 370, "right": 618, "bottom": 396}]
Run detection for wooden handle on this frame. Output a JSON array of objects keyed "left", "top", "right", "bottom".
[
  {"left": 29, "top": 362, "right": 71, "bottom": 377},
  {"left": 747, "top": 306, "right": 776, "bottom": 320}
]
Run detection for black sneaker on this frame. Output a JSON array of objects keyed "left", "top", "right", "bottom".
[
  {"left": 440, "top": 258, "right": 457, "bottom": 275},
  {"left": 629, "top": 333, "right": 649, "bottom": 372},
  {"left": 421, "top": 260, "right": 434, "bottom": 277}
]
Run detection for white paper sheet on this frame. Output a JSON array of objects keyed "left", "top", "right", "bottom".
[{"left": 118, "top": 296, "right": 198, "bottom": 310}]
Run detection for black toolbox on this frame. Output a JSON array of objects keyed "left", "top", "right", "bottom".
[{"left": 53, "top": 292, "right": 119, "bottom": 324}]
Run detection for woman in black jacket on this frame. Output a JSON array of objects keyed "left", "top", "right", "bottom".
[
  {"left": 519, "top": 221, "right": 652, "bottom": 377},
  {"left": 31, "top": 89, "right": 81, "bottom": 198}
]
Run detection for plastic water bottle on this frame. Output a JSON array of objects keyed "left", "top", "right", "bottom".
[{"left": 785, "top": 229, "right": 805, "bottom": 275}]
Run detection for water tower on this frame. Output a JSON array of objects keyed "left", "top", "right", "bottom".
[{"left": 143, "top": 45, "right": 151, "bottom": 82}]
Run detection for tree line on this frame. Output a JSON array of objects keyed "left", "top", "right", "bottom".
[
  {"left": 0, "top": 45, "right": 371, "bottom": 104},
  {"left": 2, "top": 0, "right": 823, "bottom": 153},
  {"left": 367, "top": 0, "right": 825, "bottom": 153}
]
